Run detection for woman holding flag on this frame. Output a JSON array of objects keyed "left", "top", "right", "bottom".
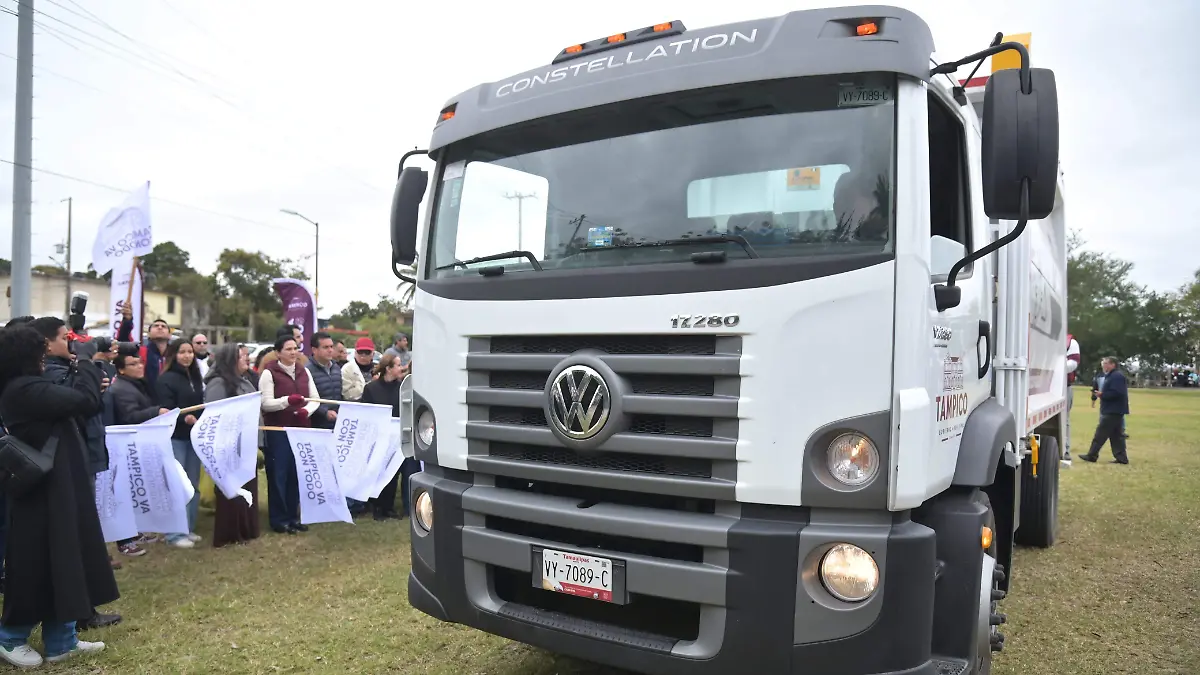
[
  {"left": 259, "top": 335, "right": 320, "bottom": 535},
  {"left": 361, "top": 353, "right": 421, "bottom": 521},
  {"left": 204, "top": 343, "right": 261, "bottom": 547},
  {"left": 156, "top": 338, "right": 206, "bottom": 548}
]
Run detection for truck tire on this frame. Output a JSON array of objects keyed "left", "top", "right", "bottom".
[{"left": 1014, "top": 435, "right": 1059, "bottom": 548}]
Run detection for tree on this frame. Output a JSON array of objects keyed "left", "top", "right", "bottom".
[
  {"left": 395, "top": 264, "right": 416, "bottom": 310},
  {"left": 0, "top": 259, "right": 10, "bottom": 275},
  {"left": 214, "top": 249, "right": 309, "bottom": 340},
  {"left": 141, "top": 241, "right": 195, "bottom": 284},
  {"left": 1067, "top": 231, "right": 1145, "bottom": 374},
  {"left": 329, "top": 300, "right": 372, "bottom": 328}
]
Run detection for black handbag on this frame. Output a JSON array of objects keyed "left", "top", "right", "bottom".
[{"left": 0, "top": 423, "right": 58, "bottom": 499}]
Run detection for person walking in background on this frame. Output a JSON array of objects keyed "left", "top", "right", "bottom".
[
  {"left": 203, "top": 343, "right": 262, "bottom": 548},
  {"left": 341, "top": 337, "right": 377, "bottom": 402},
  {"left": 30, "top": 318, "right": 123, "bottom": 630},
  {"left": 116, "top": 304, "right": 173, "bottom": 389},
  {"left": 155, "top": 338, "right": 205, "bottom": 548},
  {"left": 1081, "top": 356, "right": 1130, "bottom": 465},
  {"left": 1091, "top": 365, "right": 1129, "bottom": 439},
  {"left": 259, "top": 335, "right": 319, "bottom": 535},
  {"left": 0, "top": 325, "right": 115, "bottom": 667},
  {"left": 361, "top": 353, "right": 421, "bottom": 520},
  {"left": 109, "top": 350, "right": 171, "bottom": 557}
]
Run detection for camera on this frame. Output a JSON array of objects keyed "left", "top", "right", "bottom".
[{"left": 68, "top": 291, "right": 88, "bottom": 333}]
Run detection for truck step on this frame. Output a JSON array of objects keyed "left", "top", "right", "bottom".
[{"left": 932, "top": 657, "right": 969, "bottom": 675}]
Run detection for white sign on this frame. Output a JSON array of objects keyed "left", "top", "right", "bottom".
[
  {"left": 331, "top": 401, "right": 393, "bottom": 502},
  {"left": 367, "top": 418, "right": 407, "bottom": 501},
  {"left": 96, "top": 429, "right": 140, "bottom": 543},
  {"left": 190, "top": 392, "right": 261, "bottom": 503},
  {"left": 120, "top": 412, "right": 190, "bottom": 535},
  {"left": 91, "top": 181, "right": 153, "bottom": 275},
  {"left": 286, "top": 428, "right": 353, "bottom": 525}
]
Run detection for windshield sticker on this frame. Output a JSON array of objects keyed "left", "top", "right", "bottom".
[
  {"left": 587, "top": 226, "right": 614, "bottom": 247},
  {"left": 838, "top": 85, "right": 892, "bottom": 108},
  {"left": 443, "top": 161, "right": 466, "bottom": 182}
]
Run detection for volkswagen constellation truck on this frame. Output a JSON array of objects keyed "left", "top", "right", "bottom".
[{"left": 390, "top": 6, "right": 1067, "bottom": 675}]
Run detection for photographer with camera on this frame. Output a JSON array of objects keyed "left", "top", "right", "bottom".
[
  {"left": 0, "top": 324, "right": 117, "bottom": 666},
  {"left": 30, "top": 317, "right": 123, "bottom": 632}
]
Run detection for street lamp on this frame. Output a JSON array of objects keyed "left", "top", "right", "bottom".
[{"left": 280, "top": 209, "right": 319, "bottom": 305}]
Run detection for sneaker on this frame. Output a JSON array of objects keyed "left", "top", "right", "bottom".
[
  {"left": 168, "top": 537, "right": 195, "bottom": 549},
  {"left": 118, "top": 542, "right": 146, "bottom": 557},
  {"left": 137, "top": 534, "right": 162, "bottom": 544},
  {"left": 187, "top": 533, "right": 202, "bottom": 543},
  {"left": 0, "top": 643, "right": 43, "bottom": 667},
  {"left": 45, "top": 640, "right": 105, "bottom": 663}
]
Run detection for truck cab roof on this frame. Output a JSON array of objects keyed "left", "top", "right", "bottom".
[{"left": 429, "top": 5, "right": 936, "bottom": 152}]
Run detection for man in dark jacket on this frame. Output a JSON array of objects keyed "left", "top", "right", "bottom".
[
  {"left": 306, "top": 331, "right": 341, "bottom": 430},
  {"left": 1081, "top": 356, "right": 1130, "bottom": 465},
  {"left": 29, "top": 317, "right": 122, "bottom": 630},
  {"left": 115, "top": 304, "right": 172, "bottom": 389}
]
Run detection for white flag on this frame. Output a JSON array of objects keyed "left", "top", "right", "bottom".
[
  {"left": 96, "top": 429, "right": 140, "bottom": 543},
  {"left": 91, "top": 181, "right": 153, "bottom": 275},
  {"left": 116, "top": 411, "right": 190, "bottom": 535},
  {"left": 190, "top": 392, "right": 261, "bottom": 502},
  {"left": 364, "top": 420, "right": 408, "bottom": 499},
  {"left": 286, "top": 428, "right": 353, "bottom": 525},
  {"left": 109, "top": 259, "right": 143, "bottom": 341},
  {"left": 330, "top": 401, "right": 393, "bottom": 502}
]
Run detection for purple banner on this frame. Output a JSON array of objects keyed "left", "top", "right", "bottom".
[{"left": 273, "top": 278, "right": 318, "bottom": 356}]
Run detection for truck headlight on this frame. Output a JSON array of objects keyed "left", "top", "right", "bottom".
[
  {"left": 819, "top": 543, "right": 879, "bottom": 602},
  {"left": 826, "top": 433, "right": 879, "bottom": 487},
  {"left": 416, "top": 408, "right": 435, "bottom": 448},
  {"left": 414, "top": 490, "right": 434, "bottom": 531}
]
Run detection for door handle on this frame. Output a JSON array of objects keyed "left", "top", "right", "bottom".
[{"left": 978, "top": 320, "right": 992, "bottom": 379}]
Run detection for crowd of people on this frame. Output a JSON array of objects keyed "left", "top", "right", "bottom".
[{"left": 0, "top": 310, "right": 417, "bottom": 668}]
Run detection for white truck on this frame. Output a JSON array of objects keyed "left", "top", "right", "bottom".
[{"left": 391, "top": 7, "right": 1067, "bottom": 674}]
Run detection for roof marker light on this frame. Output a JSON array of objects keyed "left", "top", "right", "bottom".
[
  {"left": 607, "top": 33, "right": 626, "bottom": 43},
  {"left": 857, "top": 22, "right": 879, "bottom": 36},
  {"left": 652, "top": 22, "right": 673, "bottom": 32}
]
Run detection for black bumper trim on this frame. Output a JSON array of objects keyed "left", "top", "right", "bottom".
[{"left": 409, "top": 473, "right": 938, "bottom": 675}]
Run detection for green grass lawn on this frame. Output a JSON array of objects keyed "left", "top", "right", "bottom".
[{"left": 44, "top": 387, "right": 1200, "bottom": 674}]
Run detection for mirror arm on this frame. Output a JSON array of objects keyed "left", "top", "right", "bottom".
[
  {"left": 392, "top": 259, "right": 417, "bottom": 284},
  {"left": 931, "top": 41, "right": 1031, "bottom": 94},
  {"left": 398, "top": 148, "right": 430, "bottom": 178},
  {"left": 935, "top": 181, "right": 1029, "bottom": 312}
]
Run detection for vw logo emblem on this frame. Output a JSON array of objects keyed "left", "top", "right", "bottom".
[{"left": 548, "top": 365, "right": 611, "bottom": 441}]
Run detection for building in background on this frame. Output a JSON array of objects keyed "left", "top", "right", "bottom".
[{"left": 1, "top": 271, "right": 185, "bottom": 335}]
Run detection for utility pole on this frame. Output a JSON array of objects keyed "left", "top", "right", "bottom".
[
  {"left": 10, "top": 0, "right": 35, "bottom": 318},
  {"left": 61, "top": 197, "right": 73, "bottom": 317},
  {"left": 504, "top": 192, "right": 537, "bottom": 251}
]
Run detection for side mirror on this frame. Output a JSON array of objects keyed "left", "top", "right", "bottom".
[
  {"left": 981, "top": 67, "right": 1059, "bottom": 220},
  {"left": 390, "top": 166, "right": 428, "bottom": 267}
]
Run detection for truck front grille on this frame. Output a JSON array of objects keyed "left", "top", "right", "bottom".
[{"left": 464, "top": 334, "right": 741, "bottom": 502}]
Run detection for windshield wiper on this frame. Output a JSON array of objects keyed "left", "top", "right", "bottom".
[
  {"left": 434, "top": 250, "right": 544, "bottom": 272},
  {"left": 576, "top": 234, "right": 760, "bottom": 259}
]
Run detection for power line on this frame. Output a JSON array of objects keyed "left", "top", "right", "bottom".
[{"left": 0, "top": 158, "right": 305, "bottom": 234}]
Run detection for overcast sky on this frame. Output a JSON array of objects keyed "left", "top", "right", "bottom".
[{"left": 1, "top": 0, "right": 1197, "bottom": 316}]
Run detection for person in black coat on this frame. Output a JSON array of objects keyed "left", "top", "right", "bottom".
[
  {"left": 155, "top": 338, "right": 205, "bottom": 548},
  {"left": 0, "top": 325, "right": 115, "bottom": 667},
  {"left": 28, "top": 318, "right": 122, "bottom": 631},
  {"left": 108, "top": 351, "right": 170, "bottom": 558},
  {"left": 1081, "top": 356, "right": 1130, "bottom": 465},
  {"left": 361, "top": 353, "right": 421, "bottom": 521}
]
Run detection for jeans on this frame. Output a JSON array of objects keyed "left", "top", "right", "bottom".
[
  {"left": 0, "top": 621, "right": 76, "bottom": 657},
  {"left": 263, "top": 431, "right": 300, "bottom": 529},
  {"left": 167, "top": 438, "right": 202, "bottom": 542}
]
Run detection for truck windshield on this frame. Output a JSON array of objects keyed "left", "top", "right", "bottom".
[{"left": 428, "top": 73, "right": 896, "bottom": 279}]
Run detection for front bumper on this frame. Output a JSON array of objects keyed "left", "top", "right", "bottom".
[{"left": 408, "top": 468, "right": 942, "bottom": 675}]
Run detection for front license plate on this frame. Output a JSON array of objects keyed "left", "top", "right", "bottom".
[{"left": 536, "top": 547, "right": 617, "bottom": 603}]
